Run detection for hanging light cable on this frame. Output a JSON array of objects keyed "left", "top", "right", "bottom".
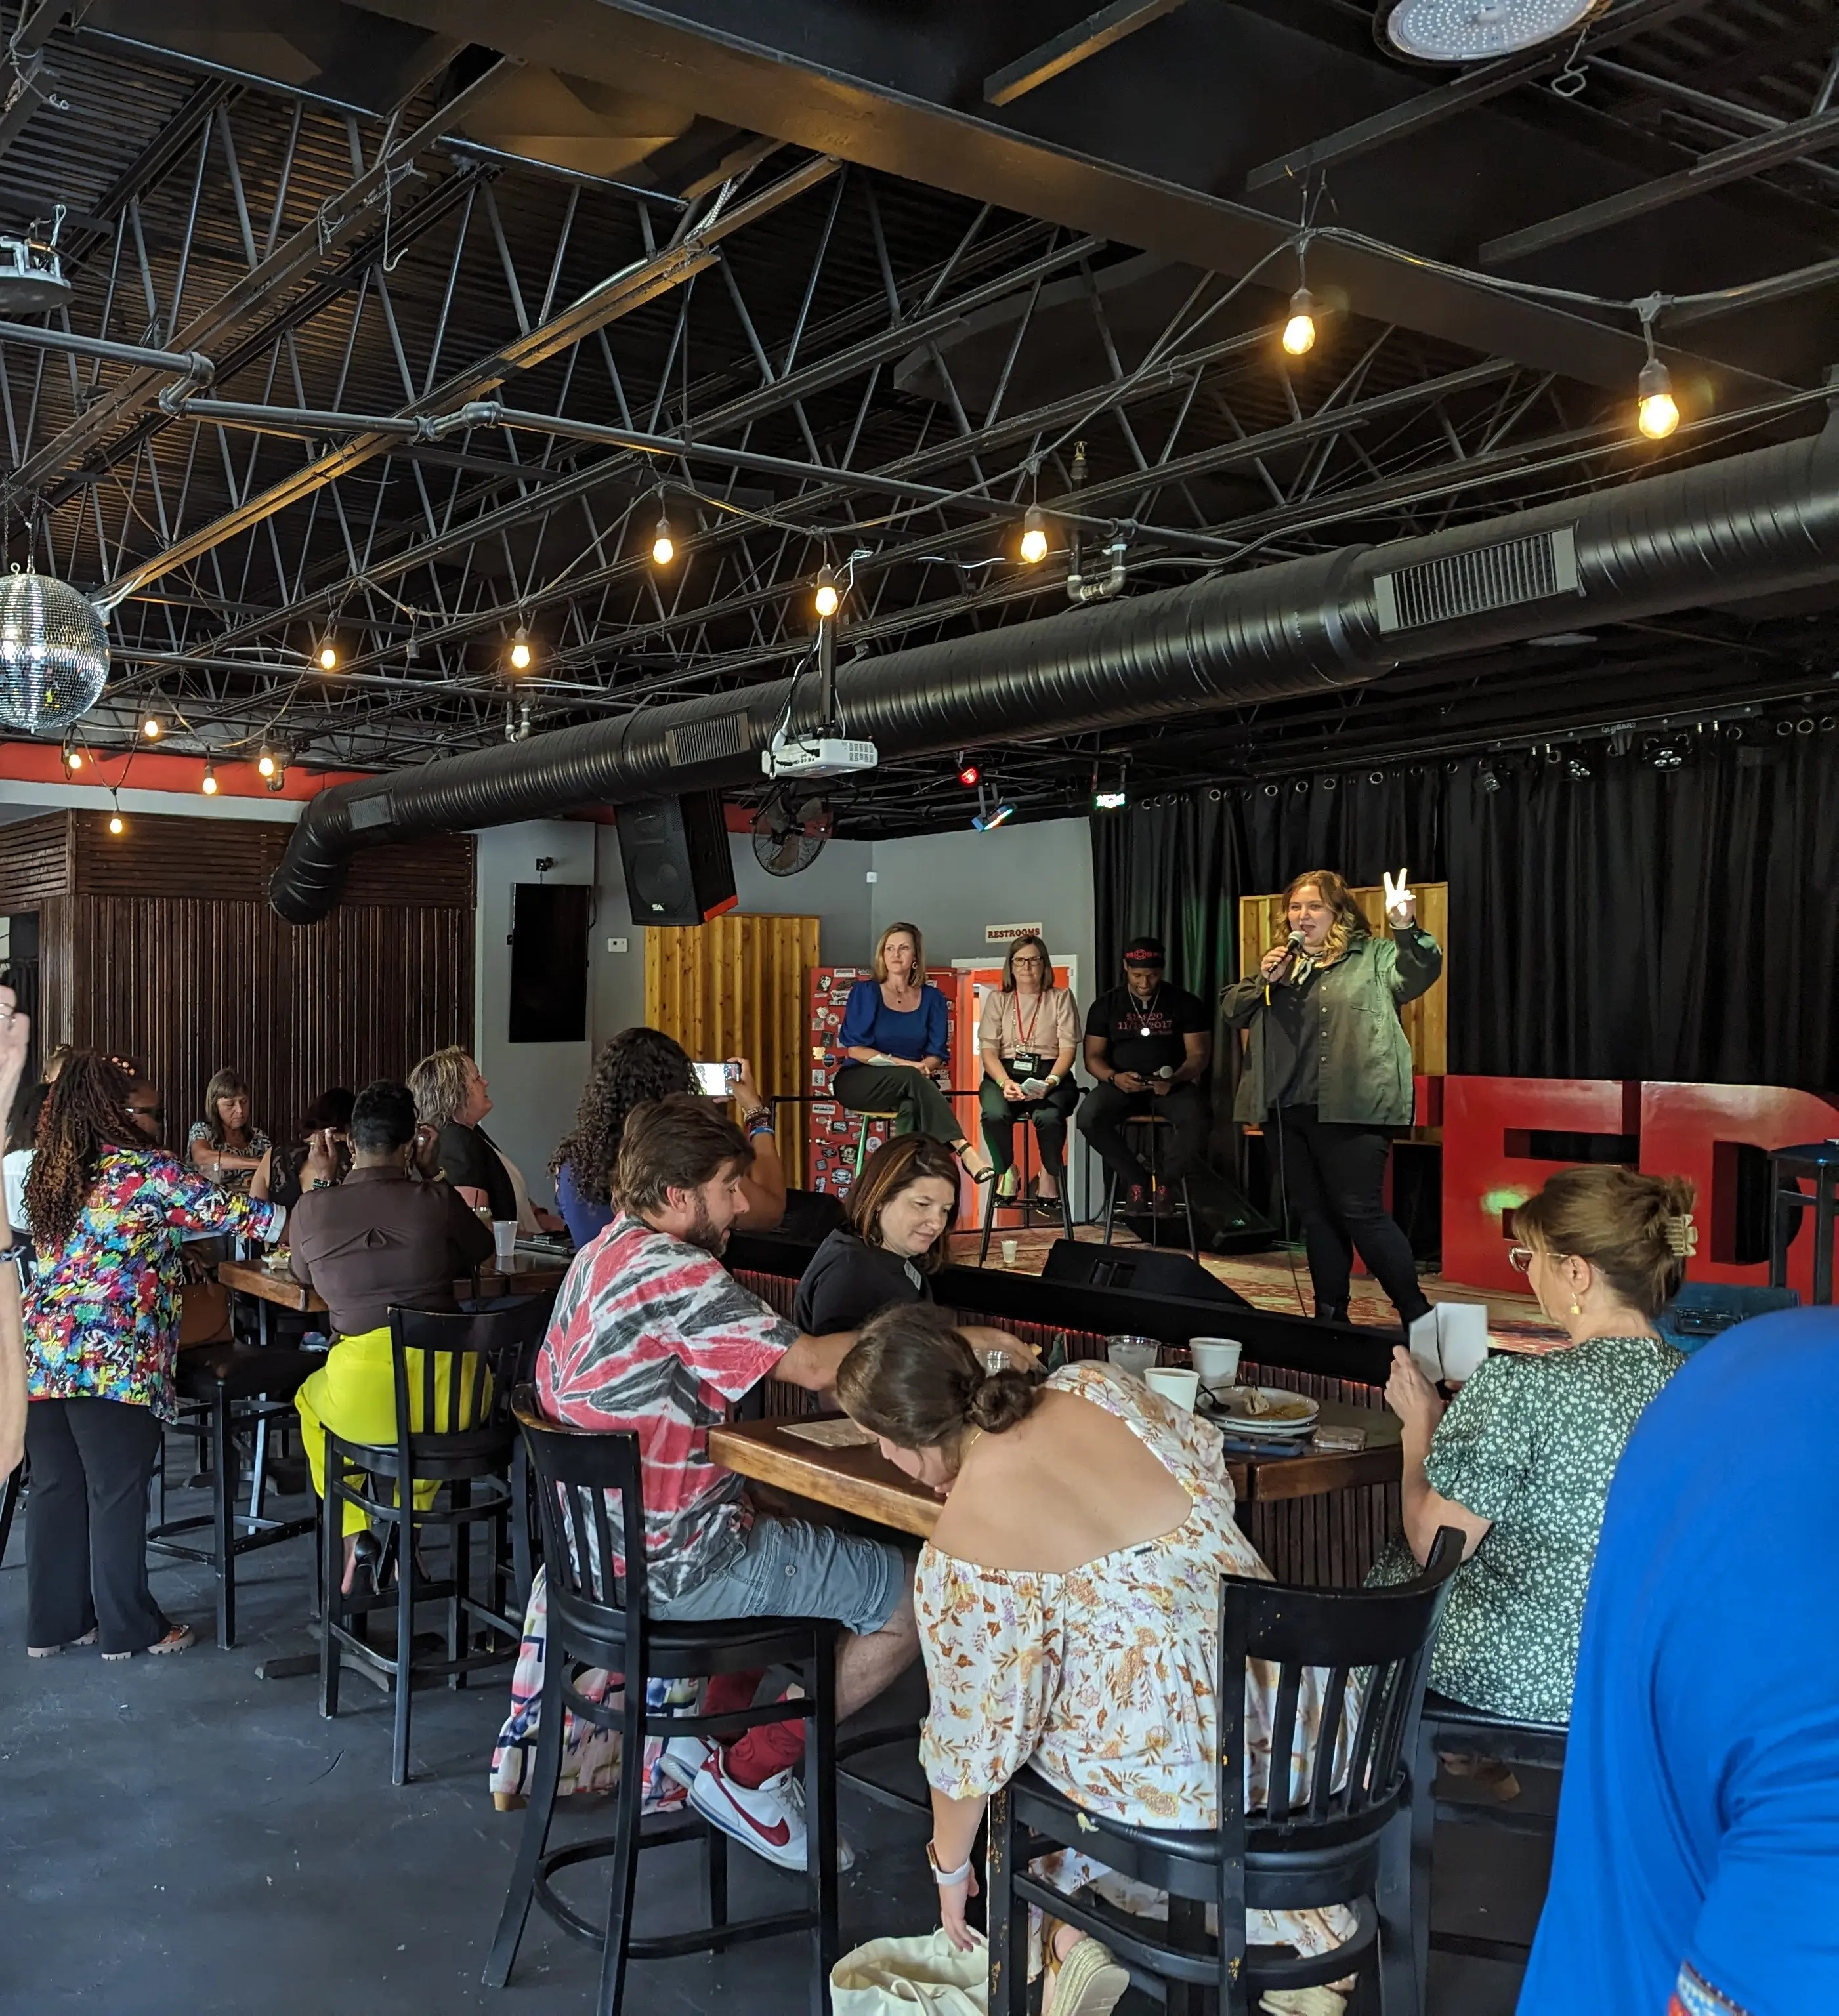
[
  {"left": 651, "top": 506, "right": 676, "bottom": 566},
  {"left": 1635, "top": 298, "right": 1679, "bottom": 440},
  {"left": 813, "top": 563, "right": 841, "bottom": 620},
  {"left": 1281, "top": 229, "right": 1319, "bottom": 357}
]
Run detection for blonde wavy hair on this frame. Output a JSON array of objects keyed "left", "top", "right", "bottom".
[
  {"left": 409, "top": 1045, "right": 478, "bottom": 1127},
  {"left": 1273, "top": 869, "right": 1368, "bottom": 967},
  {"left": 872, "top": 921, "right": 925, "bottom": 981}
]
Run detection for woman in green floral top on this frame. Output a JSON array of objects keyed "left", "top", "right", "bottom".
[
  {"left": 22, "top": 1053, "right": 285, "bottom": 1660},
  {"left": 1370, "top": 1165, "right": 1693, "bottom": 1725}
]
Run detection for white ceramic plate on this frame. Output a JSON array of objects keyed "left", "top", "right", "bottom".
[{"left": 1204, "top": 1387, "right": 1320, "bottom": 1438}]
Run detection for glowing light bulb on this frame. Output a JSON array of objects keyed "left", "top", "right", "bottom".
[
  {"left": 958, "top": 764, "right": 980, "bottom": 787},
  {"left": 64, "top": 747, "right": 82, "bottom": 772},
  {"left": 140, "top": 714, "right": 161, "bottom": 740},
  {"left": 509, "top": 628, "right": 532, "bottom": 671},
  {"left": 108, "top": 811, "right": 124, "bottom": 835},
  {"left": 201, "top": 766, "right": 218, "bottom": 795},
  {"left": 257, "top": 748, "right": 276, "bottom": 778},
  {"left": 813, "top": 566, "right": 841, "bottom": 619},
  {"left": 1281, "top": 287, "right": 1318, "bottom": 358},
  {"left": 316, "top": 639, "right": 339, "bottom": 672},
  {"left": 1019, "top": 506, "right": 1047, "bottom": 565},
  {"left": 1636, "top": 356, "right": 1679, "bottom": 440},
  {"left": 651, "top": 516, "right": 675, "bottom": 566}
]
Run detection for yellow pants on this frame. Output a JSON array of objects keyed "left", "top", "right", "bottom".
[{"left": 294, "top": 1326, "right": 490, "bottom": 1538}]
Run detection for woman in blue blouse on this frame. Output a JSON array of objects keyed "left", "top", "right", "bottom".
[{"left": 834, "top": 923, "right": 993, "bottom": 1179}]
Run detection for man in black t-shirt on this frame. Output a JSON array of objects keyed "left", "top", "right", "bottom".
[{"left": 1077, "top": 935, "right": 1212, "bottom": 1206}]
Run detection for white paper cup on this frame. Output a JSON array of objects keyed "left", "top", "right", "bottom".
[
  {"left": 1145, "top": 1366, "right": 1200, "bottom": 1412},
  {"left": 1189, "top": 1339, "right": 1243, "bottom": 1393},
  {"left": 1000, "top": 1237, "right": 1020, "bottom": 1265},
  {"left": 1105, "top": 1337, "right": 1158, "bottom": 1379},
  {"left": 492, "top": 1219, "right": 518, "bottom": 1267}
]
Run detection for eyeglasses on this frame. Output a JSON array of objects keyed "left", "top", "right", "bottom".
[
  {"left": 129, "top": 1104, "right": 164, "bottom": 1122},
  {"left": 1508, "top": 1246, "right": 1534, "bottom": 1274}
]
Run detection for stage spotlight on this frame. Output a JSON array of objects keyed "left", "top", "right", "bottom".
[
  {"left": 972, "top": 801, "right": 1015, "bottom": 831},
  {"left": 651, "top": 514, "right": 675, "bottom": 567},
  {"left": 958, "top": 763, "right": 980, "bottom": 787},
  {"left": 1281, "top": 286, "right": 1318, "bottom": 358},
  {"left": 1636, "top": 356, "right": 1679, "bottom": 440},
  {"left": 200, "top": 764, "right": 218, "bottom": 796},
  {"left": 1094, "top": 788, "right": 1127, "bottom": 810},
  {"left": 140, "top": 713, "right": 161, "bottom": 740},
  {"left": 813, "top": 564, "right": 841, "bottom": 619},
  {"left": 1566, "top": 755, "right": 1592, "bottom": 780},
  {"left": 1019, "top": 506, "right": 1048, "bottom": 565},
  {"left": 1650, "top": 743, "right": 1684, "bottom": 770},
  {"left": 508, "top": 626, "right": 533, "bottom": 672},
  {"left": 316, "top": 637, "right": 339, "bottom": 672},
  {"left": 257, "top": 746, "right": 276, "bottom": 778}
]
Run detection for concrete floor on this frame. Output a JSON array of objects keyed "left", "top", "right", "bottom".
[{"left": 0, "top": 1448, "right": 1546, "bottom": 2015}]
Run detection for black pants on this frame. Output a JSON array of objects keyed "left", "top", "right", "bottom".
[
  {"left": 1077, "top": 1081, "right": 1208, "bottom": 1192},
  {"left": 1269, "top": 1106, "right": 1429, "bottom": 1324},
  {"left": 977, "top": 1072, "right": 1080, "bottom": 1178},
  {"left": 24, "top": 1396, "right": 168, "bottom": 1654},
  {"left": 832, "top": 1062, "right": 964, "bottom": 1146}
]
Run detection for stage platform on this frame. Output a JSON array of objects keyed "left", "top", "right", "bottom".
[{"left": 947, "top": 1217, "right": 1566, "bottom": 1354}]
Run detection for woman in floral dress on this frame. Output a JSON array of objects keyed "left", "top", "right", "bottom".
[
  {"left": 1369, "top": 1165, "right": 1694, "bottom": 1729},
  {"left": 23, "top": 1052, "right": 285, "bottom": 1659},
  {"left": 837, "top": 1307, "right": 1359, "bottom": 2016}
]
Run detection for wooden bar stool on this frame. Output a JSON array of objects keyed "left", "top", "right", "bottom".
[
  {"left": 848, "top": 1109, "right": 900, "bottom": 1180},
  {"left": 1101, "top": 1113, "right": 1198, "bottom": 1262}
]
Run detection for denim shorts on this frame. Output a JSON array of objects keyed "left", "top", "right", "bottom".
[{"left": 656, "top": 1514, "right": 908, "bottom": 1637}]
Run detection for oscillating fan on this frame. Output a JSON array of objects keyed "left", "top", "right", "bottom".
[
  {"left": 1377, "top": 0, "right": 1607, "bottom": 64},
  {"left": 751, "top": 788, "right": 833, "bottom": 877}
]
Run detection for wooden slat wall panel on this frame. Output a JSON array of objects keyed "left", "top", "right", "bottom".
[
  {"left": 0, "top": 812, "right": 74, "bottom": 904},
  {"left": 645, "top": 914, "right": 821, "bottom": 1179},
  {"left": 1237, "top": 882, "right": 1448, "bottom": 1078}
]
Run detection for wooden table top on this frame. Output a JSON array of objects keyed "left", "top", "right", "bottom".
[
  {"left": 217, "top": 1251, "right": 570, "bottom": 1319},
  {"left": 709, "top": 1399, "right": 1402, "bottom": 1544}
]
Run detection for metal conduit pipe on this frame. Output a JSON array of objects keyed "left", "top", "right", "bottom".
[
  {"left": 270, "top": 429, "right": 1839, "bottom": 923},
  {"left": 0, "top": 319, "right": 213, "bottom": 383}
]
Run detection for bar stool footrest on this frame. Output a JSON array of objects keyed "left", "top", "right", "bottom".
[{"left": 532, "top": 1833, "right": 817, "bottom": 1956}]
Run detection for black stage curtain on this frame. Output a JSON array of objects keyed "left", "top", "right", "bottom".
[{"left": 1093, "top": 736, "right": 1839, "bottom": 1091}]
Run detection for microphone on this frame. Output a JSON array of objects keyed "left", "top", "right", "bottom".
[{"left": 1286, "top": 929, "right": 1306, "bottom": 955}]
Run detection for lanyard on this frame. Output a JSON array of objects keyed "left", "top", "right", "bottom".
[{"left": 1015, "top": 987, "right": 1046, "bottom": 1049}]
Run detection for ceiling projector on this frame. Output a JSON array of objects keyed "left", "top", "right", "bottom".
[{"left": 762, "top": 732, "right": 879, "bottom": 780}]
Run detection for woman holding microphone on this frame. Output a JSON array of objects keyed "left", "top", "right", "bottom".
[{"left": 1221, "top": 868, "right": 1439, "bottom": 1330}]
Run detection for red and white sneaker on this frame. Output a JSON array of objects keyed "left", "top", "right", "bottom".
[
  {"left": 688, "top": 1750, "right": 854, "bottom": 1872},
  {"left": 658, "top": 1734, "right": 713, "bottom": 1792}
]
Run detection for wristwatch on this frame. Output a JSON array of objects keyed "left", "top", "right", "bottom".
[{"left": 927, "top": 1840, "right": 973, "bottom": 1886}]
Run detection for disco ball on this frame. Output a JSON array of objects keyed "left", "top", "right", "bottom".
[{"left": 0, "top": 569, "right": 109, "bottom": 733}]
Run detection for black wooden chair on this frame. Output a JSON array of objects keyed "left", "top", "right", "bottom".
[
  {"left": 986, "top": 1530, "right": 1464, "bottom": 2016},
  {"left": 148, "top": 1343, "right": 322, "bottom": 1648},
  {"left": 1410, "top": 1690, "right": 1568, "bottom": 1977},
  {"left": 319, "top": 1299, "right": 547, "bottom": 1783},
  {"left": 484, "top": 1395, "right": 842, "bottom": 2016}
]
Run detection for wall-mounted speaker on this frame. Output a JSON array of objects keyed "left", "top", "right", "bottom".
[{"left": 618, "top": 795, "right": 738, "bottom": 926}]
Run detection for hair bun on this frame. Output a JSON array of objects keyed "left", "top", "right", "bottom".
[{"left": 967, "top": 1367, "right": 1035, "bottom": 1435}]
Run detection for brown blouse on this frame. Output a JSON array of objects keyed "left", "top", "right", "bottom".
[{"left": 978, "top": 986, "right": 1080, "bottom": 1059}]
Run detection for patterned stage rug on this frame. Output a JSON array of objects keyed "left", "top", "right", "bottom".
[{"left": 946, "top": 1216, "right": 1567, "bottom": 1354}]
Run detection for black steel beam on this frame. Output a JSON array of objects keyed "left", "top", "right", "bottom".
[{"left": 983, "top": 0, "right": 1185, "bottom": 108}]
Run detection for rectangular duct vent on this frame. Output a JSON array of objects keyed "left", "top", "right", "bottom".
[
  {"left": 666, "top": 713, "right": 748, "bottom": 768},
  {"left": 347, "top": 791, "right": 394, "bottom": 831},
  {"left": 1374, "top": 524, "right": 1578, "bottom": 633}
]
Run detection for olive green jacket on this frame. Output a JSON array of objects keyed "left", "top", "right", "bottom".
[{"left": 1220, "top": 924, "right": 1442, "bottom": 1129}]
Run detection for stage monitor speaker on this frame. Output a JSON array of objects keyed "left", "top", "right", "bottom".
[
  {"left": 619, "top": 794, "right": 738, "bottom": 926},
  {"left": 1040, "top": 1238, "right": 1254, "bottom": 1307}
]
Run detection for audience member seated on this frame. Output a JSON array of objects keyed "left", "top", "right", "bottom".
[
  {"left": 22, "top": 1051, "right": 285, "bottom": 1661},
  {"left": 837, "top": 1309, "right": 1359, "bottom": 2016},
  {"left": 410, "top": 1046, "right": 563, "bottom": 1237},
  {"left": 4, "top": 1078, "right": 47, "bottom": 1246},
  {"left": 550, "top": 1028, "right": 784, "bottom": 1250},
  {"left": 252, "top": 1087, "right": 354, "bottom": 1211},
  {"left": 1520, "top": 1305, "right": 1839, "bottom": 2014},
  {"left": 289, "top": 1080, "right": 495, "bottom": 1594},
  {"left": 187, "top": 1067, "right": 271, "bottom": 1188},
  {"left": 833, "top": 923, "right": 993, "bottom": 1180},
  {"left": 496, "top": 1095, "right": 1030, "bottom": 1870},
  {"left": 1368, "top": 1166, "right": 1692, "bottom": 1729},
  {"left": 793, "top": 1135, "right": 958, "bottom": 1334},
  {"left": 977, "top": 933, "right": 1080, "bottom": 1208},
  {"left": 1076, "top": 935, "right": 1211, "bottom": 1211}
]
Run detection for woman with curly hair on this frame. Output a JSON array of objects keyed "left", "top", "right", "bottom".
[
  {"left": 550, "top": 1026, "right": 786, "bottom": 1248},
  {"left": 22, "top": 1049, "right": 285, "bottom": 1660}
]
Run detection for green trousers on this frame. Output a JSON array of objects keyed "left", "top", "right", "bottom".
[{"left": 832, "top": 1062, "right": 965, "bottom": 1146}]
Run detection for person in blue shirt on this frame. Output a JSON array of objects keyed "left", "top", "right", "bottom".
[
  {"left": 549, "top": 1027, "right": 786, "bottom": 1249},
  {"left": 833, "top": 923, "right": 993, "bottom": 1181},
  {"left": 1519, "top": 1305, "right": 1839, "bottom": 2016}
]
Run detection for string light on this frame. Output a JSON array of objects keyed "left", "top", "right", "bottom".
[
  {"left": 1019, "top": 506, "right": 1048, "bottom": 565},
  {"left": 140, "top": 713, "right": 161, "bottom": 740},
  {"left": 62, "top": 744, "right": 81, "bottom": 772},
  {"left": 1637, "top": 356, "right": 1679, "bottom": 440},
  {"left": 651, "top": 513, "right": 675, "bottom": 566},
  {"left": 107, "top": 792, "right": 124, "bottom": 836},
  {"left": 257, "top": 746, "right": 276, "bottom": 779},
  {"left": 1282, "top": 286, "right": 1319, "bottom": 357},
  {"left": 813, "top": 564, "right": 841, "bottom": 620},
  {"left": 316, "top": 637, "right": 339, "bottom": 672},
  {"left": 508, "top": 625, "right": 533, "bottom": 672},
  {"left": 200, "top": 763, "right": 218, "bottom": 796}
]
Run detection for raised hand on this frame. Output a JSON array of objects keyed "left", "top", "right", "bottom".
[{"left": 1382, "top": 866, "right": 1416, "bottom": 927}]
